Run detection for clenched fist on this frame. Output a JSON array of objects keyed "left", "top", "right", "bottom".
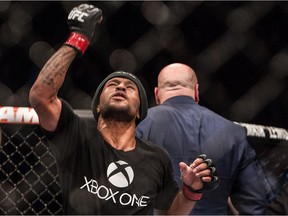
[{"left": 65, "top": 4, "right": 103, "bottom": 55}]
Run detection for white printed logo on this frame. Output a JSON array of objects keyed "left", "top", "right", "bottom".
[
  {"left": 68, "top": 9, "right": 88, "bottom": 22},
  {"left": 107, "top": 160, "right": 134, "bottom": 188},
  {"left": 80, "top": 161, "right": 149, "bottom": 207},
  {"left": 68, "top": 4, "right": 99, "bottom": 22}
]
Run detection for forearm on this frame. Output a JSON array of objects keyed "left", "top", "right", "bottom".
[
  {"left": 166, "top": 192, "right": 196, "bottom": 215},
  {"left": 29, "top": 45, "right": 77, "bottom": 106}
]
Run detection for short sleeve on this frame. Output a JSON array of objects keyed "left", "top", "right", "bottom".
[{"left": 41, "top": 99, "right": 80, "bottom": 163}]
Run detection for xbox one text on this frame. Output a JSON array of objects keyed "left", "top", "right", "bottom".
[{"left": 80, "top": 176, "right": 149, "bottom": 207}]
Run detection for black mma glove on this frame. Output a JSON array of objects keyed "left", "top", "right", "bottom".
[
  {"left": 183, "top": 154, "right": 220, "bottom": 198},
  {"left": 65, "top": 4, "right": 102, "bottom": 55},
  {"left": 196, "top": 154, "right": 220, "bottom": 192}
]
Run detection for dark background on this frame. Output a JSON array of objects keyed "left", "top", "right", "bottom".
[{"left": 0, "top": 1, "right": 288, "bottom": 129}]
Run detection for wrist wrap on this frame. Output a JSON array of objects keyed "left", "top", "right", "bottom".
[
  {"left": 65, "top": 32, "right": 90, "bottom": 55},
  {"left": 182, "top": 184, "right": 203, "bottom": 201}
]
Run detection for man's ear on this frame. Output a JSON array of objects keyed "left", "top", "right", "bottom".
[
  {"left": 195, "top": 84, "right": 200, "bottom": 103},
  {"left": 97, "top": 105, "right": 100, "bottom": 113},
  {"left": 154, "top": 87, "right": 160, "bottom": 105},
  {"left": 136, "top": 110, "right": 140, "bottom": 119}
]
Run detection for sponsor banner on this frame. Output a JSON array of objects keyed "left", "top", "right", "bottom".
[
  {"left": 0, "top": 106, "right": 39, "bottom": 124},
  {"left": 235, "top": 122, "right": 288, "bottom": 141}
]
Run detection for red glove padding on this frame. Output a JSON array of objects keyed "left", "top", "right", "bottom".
[{"left": 182, "top": 183, "right": 203, "bottom": 201}]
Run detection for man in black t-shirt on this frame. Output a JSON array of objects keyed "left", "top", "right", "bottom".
[{"left": 29, "top": 4, "right": 219, "bottom": 215}]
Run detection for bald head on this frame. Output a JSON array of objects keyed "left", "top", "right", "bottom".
[{"left": 154, "top": 63, "right": 199, "bottom": 104}]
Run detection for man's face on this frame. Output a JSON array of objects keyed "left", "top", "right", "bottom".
[{"left": 98, "top": 77, "right": 140, "bottom": 123}]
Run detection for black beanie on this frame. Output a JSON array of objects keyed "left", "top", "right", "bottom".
[{"left": 91, "top": 71, "right": 148, "bottom": 125}]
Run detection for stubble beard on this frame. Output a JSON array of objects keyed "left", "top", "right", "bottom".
[{"left": 100, "top": 105, "right": 135, "bottom": 123}]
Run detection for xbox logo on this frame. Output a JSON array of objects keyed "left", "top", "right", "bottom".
[{"left": 107, "top": 160, "right": 134, "bottom": 188}]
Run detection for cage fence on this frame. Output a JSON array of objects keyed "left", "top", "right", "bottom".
[
  {"left": 0, "top": 123, "right": 62, "bottom": 215},
  {"left": 0, "top": 106, "right": 288, "bottom": 214}
]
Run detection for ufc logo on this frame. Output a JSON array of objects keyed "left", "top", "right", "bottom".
[{"left": 68, "top": 8, "right": 88, "bottom": 22}]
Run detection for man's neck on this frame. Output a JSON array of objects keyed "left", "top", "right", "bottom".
[{"left": 97, "top": 119, "right": 137, "bottom": 151}]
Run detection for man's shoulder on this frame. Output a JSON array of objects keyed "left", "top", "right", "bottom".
[
  {"left": 148, "top": 104, "right": 171, "bottom": 112},
  {"left": 137, "top": 137, "right": 170, "bottom": 157}
]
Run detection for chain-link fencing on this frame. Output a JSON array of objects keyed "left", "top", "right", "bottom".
[
  {"left": 0, "top": 107, "right": 288, "bottom": 214},
  {"left": 0, "top": 124, "right": 62, "bottom": 215}
]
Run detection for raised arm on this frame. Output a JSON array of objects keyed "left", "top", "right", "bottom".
[
  {"left": 29, "top": 4, "right": 102, "bottom": 131},
  {"left": 29, "top": 46, "right": 77, "bottom": 131}
]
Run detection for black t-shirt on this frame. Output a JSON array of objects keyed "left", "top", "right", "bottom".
[{"left": 43, "top": 99, "right": 179, "bottom": 215}]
